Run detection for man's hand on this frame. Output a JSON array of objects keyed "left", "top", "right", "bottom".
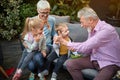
[{"left": 68, "top": 47, "right": 76, "bottom": 52}]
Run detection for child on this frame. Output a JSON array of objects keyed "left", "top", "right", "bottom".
[
  {"left": 12, "top": 17, "right": 46, "bottom": 80},
  {"left": 40, "top": 23, "right": 73, "bottom": 80}
]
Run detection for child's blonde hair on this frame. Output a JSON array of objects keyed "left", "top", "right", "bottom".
[
  {"left": 55, "top": 23, "right": 68, "bottom": 33},
  {"left": 21, "top": 17, "right": 44, "bottom": 39}
]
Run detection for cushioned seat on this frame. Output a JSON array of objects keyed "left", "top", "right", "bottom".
[{"left": 82, "top": 69, "right": 98, "bottom": 80}]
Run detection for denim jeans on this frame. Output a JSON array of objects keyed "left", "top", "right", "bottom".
[
  {"left": 46, "top": 49, "right": 68, "bottom": 74},
  {"left": 28, "top": 52, "right": 45, "bottom": 74},
  {"left": 46, "top": 45, "right": 53, "bottom": 56}
]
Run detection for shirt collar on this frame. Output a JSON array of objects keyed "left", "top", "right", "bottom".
[{"left": 93, "top": 19, "right": 101, "bottom": 32}]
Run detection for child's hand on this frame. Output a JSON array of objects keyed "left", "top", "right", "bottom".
[
  {"left": 23, "top": 42, "right": 28, "bottom": 48},
  {"left": 42, "top": 52, "right": 46, "bottom": 57},
  {"left": 53, "top": 31, "right": 63, "bottom": 44},
  {"left": 53, "top": 36, "right": 60, "bottom": 44},
  {"left": 12, "top": 69, "right": 22, "bottom": 80},
  {"left": 34, "top": 34, "right": 43, "bottom": 42}
]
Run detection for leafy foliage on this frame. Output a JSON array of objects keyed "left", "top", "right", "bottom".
[
  {"left": 48, "top": 0, "right": 90, "bottom": 21},
  {"left": 0, "top": 0, "right": 90, "bottom": 40},
  {"left": 0, "top": 0, "right": 37, "bottom": 40},
  {"left": 0, "top": 0, "right": 22, "bottom": 40},
  {"left": 19, "top": 3, "right": 37, "bottom": 27}
]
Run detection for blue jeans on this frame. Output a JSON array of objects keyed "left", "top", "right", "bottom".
[
  {"left": 28, "top": 52, "right": 45, "bottom": 74},
  {"left": 46, "top": 45, "right": 53, "bottom": 56}
]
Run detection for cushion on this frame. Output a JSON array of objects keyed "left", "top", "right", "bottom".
[
  {"left": 82, "top": 69, "right": 98, "bottom": 80},
  {"left": 67, "top": 23, "right": 88, "bottom": 42},
  {"left": 115, "top": 27, "right": 120, "bottom": 37},
  {"left": 50, "top": 15, "right": 70, "bottom": 24}
]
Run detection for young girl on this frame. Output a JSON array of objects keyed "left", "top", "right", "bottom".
[
  {"left": 40, "top": 23, "right": 73, "bottom": 80},
  {"left": 12, "top": 17, "right": 46, "bottom": 80}
]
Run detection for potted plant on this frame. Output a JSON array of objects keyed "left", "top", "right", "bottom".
[{"left": 106, "top": 0, "right": 120, "bottom": 27}]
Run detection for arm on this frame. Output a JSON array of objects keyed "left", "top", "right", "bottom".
[
  {"left": 24, "top": 41, "right": 38, "bottom": 51},
  {"left": 40, "top": 36, "right": 47, "bottom": 57},
  {"left": 49, "top": 16, "right": 56, "bottom": 37},
  {"left": 67, "top": 29, "right": 114, "bottom": 53},
  {"left": 24, "top": 33, "right": 39, "bottom": 52}
]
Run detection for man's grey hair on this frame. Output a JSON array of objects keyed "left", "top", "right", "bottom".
[
  {"left": 37, "top": 0, "right": 50, "bottom": 10},
  {"left": 77, "top": 7, "right": 99, "bottom": 20}
]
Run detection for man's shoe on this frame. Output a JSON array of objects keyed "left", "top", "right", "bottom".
[{"left": 29, "top": 73, "right": 35, "bottom": 80}]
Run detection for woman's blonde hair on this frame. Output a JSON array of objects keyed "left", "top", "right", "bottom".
[
  {"left": 55, "top": 23, "right": 68, "bottom": 33},
  {"left": 21, "top": 17, "right": 44, "bottom": 39}
]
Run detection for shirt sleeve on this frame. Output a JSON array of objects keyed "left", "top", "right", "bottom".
[
  {"left": 24, "top": 33, "right": 39, "bottom": 51},
  {"left": 67, "top": 28, "right": 114, "bottom": 54},
  {"left": 41, "top": 36, "right": 46, "bottom": 51},
  {"left": 26, "top": 41, "right": 38, "bottom": 51}
]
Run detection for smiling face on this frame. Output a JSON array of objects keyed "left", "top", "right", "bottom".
[
  {"left": 38, "top": 8, "right": 50, "bottom": 21},
  {"left": 61, "top": 26, "right": 69, "bottom": 37},
  {"left": 80, "top": 16, "right": 91, "bottom": 28}
]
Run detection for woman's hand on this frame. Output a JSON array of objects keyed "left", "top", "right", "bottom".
[{"left": 42, "top": 51, "right": 46, "bottom": 57}]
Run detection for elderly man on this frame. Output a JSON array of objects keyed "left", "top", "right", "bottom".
[{"left": 58, "top": 7, "right": 120, "bottom": 80}]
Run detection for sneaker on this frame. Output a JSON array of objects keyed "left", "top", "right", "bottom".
[
  {"left": 51, "top": 72, "right": 57, "bottom": 80},
  {"left": 51, "top": 77, "right": 56, "bottom": 80},
  {"left": 38, "top": 73, "right": 46, "bottom": 80},
  {"left": 41, "top": 70, "right": 49, "bottom": 76},
  {"left": 29, "top": 73, "right": 35, "bottom": 80}
]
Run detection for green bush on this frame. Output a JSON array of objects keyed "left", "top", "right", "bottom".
[
  {"left": 0, "top": 0, "right": 37, "bottom": 40},
  {"left": 0, "top": 0, "right": 22, "bottom": 40},
  {"left": 0, "top": 0, "right": 90, "bottom": 40},
  {"left": 48, "top": 0, "right": 86, "bottom": 21},
  {"left": 19, "top": 3, "right": 37, "bottom": 28}
]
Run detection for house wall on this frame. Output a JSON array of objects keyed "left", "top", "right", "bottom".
[{"left": 89, "top": 0, "right": 109, "bottom": 20}]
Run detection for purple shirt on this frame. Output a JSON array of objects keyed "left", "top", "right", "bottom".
[{"left": 67, "top": 20, "right": 120, "bottom": 69}]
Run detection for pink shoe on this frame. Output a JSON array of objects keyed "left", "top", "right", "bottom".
[{"left": 12, "top": 72, "right": 21, "bottom": 80}]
